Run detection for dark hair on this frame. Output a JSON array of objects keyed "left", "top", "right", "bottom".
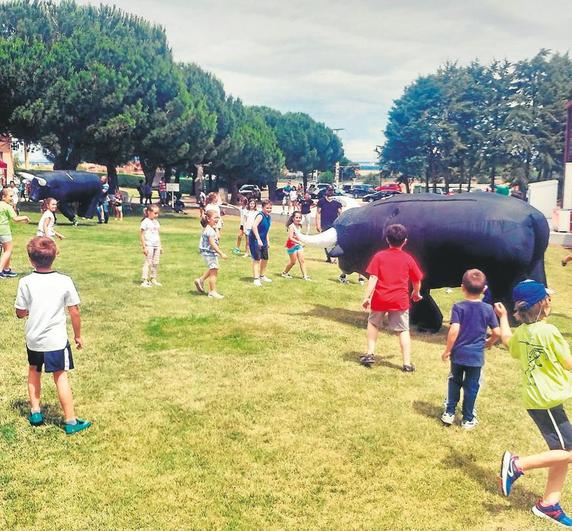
[
  {"left": 41, "top": 197, "right": 57, "bottom": 212},
  {"left": 261, "top": 199, "right": 272, "bottom": 208},
  {"left": 286, "top": 210, "right": 301, "bottom": 227},
  {"left": 27, "top": 236, "right": 57, "bottom": 268},
  {"left": 385, "top": 224, "right": 407, "bottom": 246},
  {"left": 461, "top": 269, "right": 487, "bottom": 295}
]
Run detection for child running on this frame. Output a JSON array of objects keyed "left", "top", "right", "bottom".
[
  {"left": 281, "top": 211, "right": 310, "bottom": 280},
  {"left": 37, "top": 198, "right": 65, "bottom": 240},
  {"left": 139, "top": 205, "right": 162, "bottom": 287},
  {"left": 195, "top": 209, "right": 227, "bottom": 299},
  {"left": 15, "top": 236, "right": 91, "bottom": 435},
  {"left": 249, "top": 199, "right": 273, "bottom": 287},
  {"left": 361, "top": 223, "right": 423, "bottom": 371},
  {"left": 0, "top": 187, "right": 30, "bottom": 278},
  {"left": 497, "top": 281, "right": 572, "bottom": 527},
  {"left": 440, "top": 269, "right": 500, "bottom": 429}
]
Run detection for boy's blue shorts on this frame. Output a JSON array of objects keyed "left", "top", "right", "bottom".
[{"left": 27, "top": 342, "right": 74, "bottom": 373}]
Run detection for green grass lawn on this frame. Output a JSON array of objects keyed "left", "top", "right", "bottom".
[{"left": 1, "top": 206, "right": 572, "bottom": 530}]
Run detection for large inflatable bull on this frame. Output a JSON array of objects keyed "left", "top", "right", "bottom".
[
  {"left": 20, "top": 171, "right": 102, "bottom": 223},
  {"left": 302, "top": 193, "right": 549, "bottom": 331}
]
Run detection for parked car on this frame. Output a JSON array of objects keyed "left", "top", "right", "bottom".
[
  {"left": 313, "top": 187, "right": 345, "bottom": 200},
  {"left": 362, "top": 190, "right": 401, "bottom": 202},
  {"left": 375, "top": 183, "right": 402, "bottom": 192},
  {"left": 349, "top": 184, "right": 375, "bottom": 198},
  {"left": 238, "top": 184, "right": 261, "bottom": 200}
]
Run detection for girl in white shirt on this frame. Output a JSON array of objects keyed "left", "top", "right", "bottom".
[
  {"left": 37, "top": 198, "right": 64, "bottom": 240},
  {"left": 139, "top": 205, "right": 162, "bottom": 287}
]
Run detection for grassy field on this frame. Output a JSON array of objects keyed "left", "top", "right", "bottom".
[{"left": 1, "top": 205, "right": 572, "bottom": 530}]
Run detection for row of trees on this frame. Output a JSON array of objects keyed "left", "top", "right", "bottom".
[
  {"left": 381, "top": 51, "right": 572, "bottom": 192},
  {"left": 0, "top": 0, "right": 344, "bottom": 198}
]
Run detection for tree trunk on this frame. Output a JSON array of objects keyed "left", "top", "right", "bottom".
[
  {"left": 53, "top": 151, "right": 81, "bottom": 170},
  {"left": 424, "top": 167, "right": 430, "bottom": 192},
  {"left": 140, "top": 160, "right": 157, "bottom": 186},
  {"left": 302, "top": 172, "right": 309, "bottom": 191},
  {"left": 489, "top": 163, "right": 496, "bottom": 190},
  {"left": 106, "top": 163, "right": 118, "bottom": 193},
  {"left": 268, "top": 180, "right": 277, "bottom": 201},
  {"left": 228, "top": 179, "right": 239, "bottom": 205}
]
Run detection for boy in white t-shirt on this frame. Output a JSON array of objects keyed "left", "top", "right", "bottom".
[
  {"left": 140, "top": 205, "right": 162, "bottom": 287},
  {"left": 15, "top": 236, "right": 91, "bottom": 435}
]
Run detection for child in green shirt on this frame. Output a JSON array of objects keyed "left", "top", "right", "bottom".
[
  {"left": 0, "top": 187, "right": 30, "bottom": 278},
  {"left": 495, "top": 280, "right": 572, "bottom": 527}
]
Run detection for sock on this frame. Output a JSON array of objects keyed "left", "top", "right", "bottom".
[
  {"left": 30, "top": 408, "right": 41, "bottom": 414},
  {"left": 65, "top": 418, "right": 77, "bottom": 425}
]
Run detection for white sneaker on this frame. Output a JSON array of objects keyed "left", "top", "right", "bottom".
[
  {"left": 281, "top": 272, "right": 292, "bottom": 279},
  {"left": 194, "top": 278, "right": 205, "bottom": 294},
  {"left": 151, "top": 279, "right": 162, "bottom": 286},
  {"left": 208, "top": 291, "right": 224, "bottom": 299},
  {"left": 253, "top": 278, "right": 262, "bottom": 287},
  {"left": 140, "top": 280, "right": 152, "bottom": 288},
  {"left": 441, "top": 412, "right": 455, "bottom": 425},
  {"left": 461, "top": 418, "right": 478, "bottom": 430},
  {"left": 260, "top": 276, "right": 272, "bottom": 283},
  {"left": 303, "top": 276, "right": 312, "bottom": 281}
]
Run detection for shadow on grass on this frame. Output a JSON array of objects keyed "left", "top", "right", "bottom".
[
  {"left": 443, "top": 447, "right": 537, "bottom": 513},
  {"left": 412, "top": 400, "right": 442, "bottom": 423},
  {"left": 304, "top": 304, "right": 367, "bottom": 328},
  {"left": 11, "top": 399, "right": 62, "bottom": 427},
  {"left": 343, "top": 351, "right": 403, "bottom": 371}
]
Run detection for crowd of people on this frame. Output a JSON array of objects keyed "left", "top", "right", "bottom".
[{"left": 4, "top": 178, "right": 572, "bottom": 526}]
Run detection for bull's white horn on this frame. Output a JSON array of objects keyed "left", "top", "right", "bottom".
[
  {"left": 298, "top": 227, "right": 338, "bottom": 248},
  {"left": 35, "top": 177, "right": 48, "bottom": 186}
]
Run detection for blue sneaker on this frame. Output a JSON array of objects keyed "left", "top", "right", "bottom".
[
  {"left": 532, "top": 501, "right": 572, "bottom": 527},
  {"left": 500, "top": 450, "right": 523, "bottom": 496},
  {"left": 2, "top": 269, "right": 18, "bottom": 278},
  {"left": 65, "top": 418, "right": 91, "bottom": 435},
  {"left": 28, "top": 412, "right": 44, "bottom": 426}
]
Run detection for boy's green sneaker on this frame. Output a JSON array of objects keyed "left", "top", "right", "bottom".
[
  {"left": 28, "top": 412, "right": 44, "bottom": 426},
  {"left": 65, "top": 418, "right": 92, "bottom": 435}
]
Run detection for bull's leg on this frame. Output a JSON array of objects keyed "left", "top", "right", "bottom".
[
  {"left": 84, "top": 196, "right": 100, "bottom": 219},
  {"left": 57, "top": 202, "right": 77, "bottom": 224},
  {"left": 410, "top": 290, "right": 443, "bottom": 333}
]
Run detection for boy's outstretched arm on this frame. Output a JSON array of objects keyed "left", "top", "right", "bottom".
[
  {"left": 68, "top": 305, "right": 83, "bottom": 349},
  {"left": 362, "top": 275, "right": 377, "bottom": 311},
  {"left": 493, "top": 303, "right": 512, "bottom": 347},
  {"left": 485, "top": 326, "right": 501, "bottom": 349},
  {"left": 442, "top": 323, "right": 460, "bottom": 361}
]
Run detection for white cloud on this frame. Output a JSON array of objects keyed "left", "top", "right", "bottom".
[{"left": 74, "top": 0, "right": 572, "bottom": 161}]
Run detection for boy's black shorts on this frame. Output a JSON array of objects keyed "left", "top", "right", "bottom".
[
  {"left": 528, "top": 405, "right": 572, "bottom": 450},
  {"left": 27, "top": 342, "right": 74, "bottom": 373}
]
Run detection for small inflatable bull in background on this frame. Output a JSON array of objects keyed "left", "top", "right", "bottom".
[
  {"left": 19, "top": 171, "right": 102, "bottom": 224},
  {"left": 301, "top": 192, "right": 550, "bottom": 332}
]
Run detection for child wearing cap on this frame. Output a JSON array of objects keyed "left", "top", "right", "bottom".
[{"left": 495, "top": 280, "right": 572, "bottom": 527}]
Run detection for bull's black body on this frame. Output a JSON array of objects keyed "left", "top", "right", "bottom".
[
  {"left": 27, "top": 171, "right": 102, "bottom": 223},
  {"left": 330, "top": 192, "right": 549, "bottom": 331}
]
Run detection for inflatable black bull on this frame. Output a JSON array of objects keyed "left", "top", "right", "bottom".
[
  {"left": 303, "top": 193, "right": 549, "bottom": 331},
  {"left": 24, "top": 171, "right": 102, "bottom": 223}
]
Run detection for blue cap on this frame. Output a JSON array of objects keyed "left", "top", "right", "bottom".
[{"left": 512, "top": 280, "right": 550, "bottom": 310}]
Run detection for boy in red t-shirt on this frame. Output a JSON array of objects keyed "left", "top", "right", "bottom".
[{"left": 361, "top": 224, "right": 423, "bottom": 371}]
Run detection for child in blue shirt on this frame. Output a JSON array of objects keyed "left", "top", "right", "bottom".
[{"left": 441, "top": 269, "right": 500, "bottom": 429}]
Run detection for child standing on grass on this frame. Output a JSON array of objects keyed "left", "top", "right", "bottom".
[
  {"left": 440, "top": 269, "right": 500, "bottom": 429},
  {"left": 15, "top": 237, "right": 91, "bottom": 435},
  {"left": 233, "top": 196, "right": 248, "bottom": 255},
  {"left": 361, "top": 223, "right": 423, "bottom": 371},
  {"left": 281, "top": 211, "right": 310, "bottom": 281},
  {"left": 140, "top": 205, "right": 162, "bottom": 288},
  {"left": 195, "top": 209, "right": 227, "bottom": 299},
  {"left": 496, "top": 280, "right": 572, "bottom": 527},
  {"left": 249, "top": 199, "right": 273, "bottom": 287},
  {"left": 0, "top": 187, "right": 30, "bottom": 279},
  {"left": 114, "top": 190, "right": 123, "bottom": 221},
  {"left": 37, "top": 198, "right": 65, "bottom": 240}
]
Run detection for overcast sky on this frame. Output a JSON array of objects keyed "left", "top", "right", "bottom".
[{"left": 76, "top": 0, "right": 572, "bottom": 161}]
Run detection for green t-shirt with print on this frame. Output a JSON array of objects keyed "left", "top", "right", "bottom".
[
  {"left": 0, "top": 201, "right": 16, "bottom": 237},
  {"left": 509, "top": 320, "right": 572, "bottom": 409}
]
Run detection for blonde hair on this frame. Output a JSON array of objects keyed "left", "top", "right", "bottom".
[{"left": 514, "top": 297, "right": 550, "bottom": 324}]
